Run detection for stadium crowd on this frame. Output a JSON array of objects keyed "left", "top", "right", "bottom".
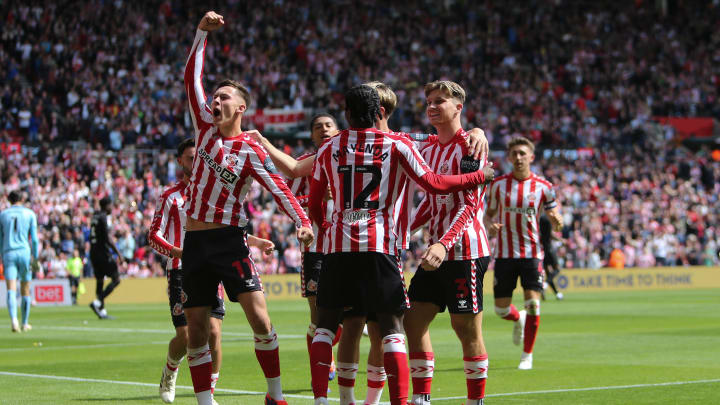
[{"left": 0, "top": 0, "right": 719, "bottom": 279}]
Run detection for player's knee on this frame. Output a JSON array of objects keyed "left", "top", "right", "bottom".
[
  {"left": 451, "top": 319, "right": 478, "bottom": 342},
  {"left": 494, "top": 306, "right": 511, "bottom": 318},
  {"left": 525, "top": 299, "right": 541, "bottom": 316}
]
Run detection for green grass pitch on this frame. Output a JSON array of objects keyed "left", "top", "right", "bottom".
[{"left": 0, "top": 289, "right": 718, "bottom": 404}]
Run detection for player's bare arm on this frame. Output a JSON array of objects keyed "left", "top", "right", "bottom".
[
  {"left": 198, "top": 11, "right": 224, "bottom": 32},
  {"left": 246, "top": 130, "right": 310, "bottom": 178},
  {"left": 484, "top": 206, "right": 503, "bottom": 238},
  {"left": 546, "top": 206, "right": 564, "bottom": 232},
  {"left": 247, "top": 235, "right": 276, "bottom": 255}
]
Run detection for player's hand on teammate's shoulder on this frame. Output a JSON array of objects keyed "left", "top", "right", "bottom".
[
  {"left": 245, "top": 129, "right": 266, "bottom": 144},
  {"left": 465, "top": 128, "right": 489, "bottom": 160},
  {"left": 199, "top": 11, "right": 224, "bottom": 32},
  {"left": 296, "top": 226, "right": 315, "bottom": 247},
  {"left": 420, "top": 242, "right": 447, "bottom": 271}
]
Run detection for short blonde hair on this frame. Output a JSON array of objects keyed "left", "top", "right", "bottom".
[
  {"left": 507, "top": 136, "right": 535, "bottom": 153},
  {"left": 364, "top": 81, "right": 397, "bottom": 118},
  {"left": 423, "top": 80, "right": 466, "bottom": 104}
]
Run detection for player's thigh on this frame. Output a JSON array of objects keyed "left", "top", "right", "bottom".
[
  {"left": 167, "top": 270, "right": 188, "bottom": 327},
  {"left": 3, "top": 251, "right": 19, "bottom": 282},
  {"left": 444, "top": 258, "right": 488, "bottom": 315},
  {"left": 182, "top": 232, "right": 223, "bottom": 309},
  {"left": 318, "top": 253, "right": 362, "bottom": 311},
  {"left": 403, "top": 301, "right": 439, "bottom": 344},
  {"left": 449, "top": 311, "right": 483, "bottom": 344},
  {"left": 369, "top": 253, "right": 408, "bottom": 316},
  {"left": 207, "top": 229, "right": 264, "bottom": 303},
  {"left": 237, "top": 290, "right": 272, "bottom": 334},
  {"left": 408, "top": 265, "right": 447, "bottom": 312},
  {"left": 519, "top": 259, "right": 544, "bottom": 293},
  {"left": 493, "top": 258, "right": 521, "bottom": 299},
  {"left": 15, "top": 253, "right": 32, "bottom": 282}
]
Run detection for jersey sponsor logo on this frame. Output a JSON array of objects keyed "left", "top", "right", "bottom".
[
  {"left": 332, "top": 143, "right": 389, "bottom": 162},
  {"left": 199, "top": 148, "right": 239, "bottom": 188},
  {"left": 505, "top": 206, "right": 536, "bottom": 216},
  {"left": 342, "top": 209, "right": 371, "bottom": 224},
  {"left": 460, "top": 156, "right": 480, "bottom": 173}
]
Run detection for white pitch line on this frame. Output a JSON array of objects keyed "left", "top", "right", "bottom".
[
  {"left": 0, "top": 341, "right": 167, "bottom": 352},
  {"left": 430, "top": 378, "right": 720, "bottom": 401},
  {"left": 0, "top": 371, "right": 332, "bottom": 402},
  {"left": 40, "top": 325, "right": 305, "bottom": 338}
]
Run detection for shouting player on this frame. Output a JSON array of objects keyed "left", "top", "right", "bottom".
[
  {"left": 183, "top": 11, "right": 314, "bottom": 405},
  {"left": 405, "top": 81, "right": 491, "bottom": 405},
  {"left": 307, "top": 85, "right": 493, "bottom": 405},
  {"left": 485, "top": 136, "right": 563, "bottom": 370}
]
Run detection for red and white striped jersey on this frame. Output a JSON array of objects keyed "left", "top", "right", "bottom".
[
  {"left": 285, "top": 153, "right": 332, "bottom": 253},
  {"left": 410, "top": 129, "right": 490, "bottom": 260},
  {"left": 308, "top": 128, "right": 487, "bottom": 255},
  {"left": 148, "top": 181, "right": 187, "bottom": 270},
  {"left": 393, "top": 132, "right": 438, "bottom": 251},
  {"left": 184, "top": 29, "right": 310, "bottom": 229},
  {"left": 487, "top": 172, "right": 557, "bottom": 259}
]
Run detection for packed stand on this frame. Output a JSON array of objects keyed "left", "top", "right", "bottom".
[{"left": 1, "top": 0, "right": 719, "bottom": 278}]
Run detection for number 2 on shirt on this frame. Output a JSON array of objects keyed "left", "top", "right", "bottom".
[{"left": 337, "top": 165, "right": 381, "bottom": 210}]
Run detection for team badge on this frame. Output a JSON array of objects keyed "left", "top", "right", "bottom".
[
  {"left": 180, "top": 290, "right": 188, "bottom": 303},
  {"left": 307, "top": 280, "right": 318, "bottom": 292},
  {"left": 440, "top": 162, "right": 450, "bottom": 173},
  {"left": 172, "top": 303, "right": 184, "bottom": 316}
]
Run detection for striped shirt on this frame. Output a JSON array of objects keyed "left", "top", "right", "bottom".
[
  {"left": 184, "top": 29, "right": 309, "bottom": 229},
  {"left": 286, "top": 152, "right": 332, "bottom": 253},
  {"left": 410, "top": 129, "right": 490, "bottom": 260},
  {"left": 148, "top": 181, "right": 187, "bottom": 270},
  {"left": 487, "top": 172, "right": 557, "bottom": 259},
  {"left": 308, "top": 128, "right": 487, "bottom": 255}
]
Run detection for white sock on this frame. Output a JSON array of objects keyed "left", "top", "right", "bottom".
[
  {"left": 365, "top": 365, "right": 386, "bottom": 404},
  {"left": 167, "top": 354, "right": 183, "bottom": 370},
  {"left": 267, "top": 376, "right": 282, "bottom": 401},
  {"left": 211, "top": 372, "right": 219, "bottom": 392}
]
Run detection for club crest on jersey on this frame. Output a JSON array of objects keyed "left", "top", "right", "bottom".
[
  {"left": 343, "top": 209, "right": 371, "bottom": 224},
  {"left": 526, "top": 194, "right": 536, "bottom": 202},
  {"left": 439, "top": 162, "right": 450, "bottom": 173}
]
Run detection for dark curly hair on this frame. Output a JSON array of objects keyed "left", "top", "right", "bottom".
[{"left": 344, "top": 85, "right": 381, "bottom": 129}]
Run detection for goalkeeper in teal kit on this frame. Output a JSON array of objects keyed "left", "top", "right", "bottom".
[{"left": 0, "top": 191, "right": 39, "bottom": 332}]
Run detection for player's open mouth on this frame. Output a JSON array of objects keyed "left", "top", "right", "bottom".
[{"left": 213, "top": 108, "right": 221, "bottom": 117}]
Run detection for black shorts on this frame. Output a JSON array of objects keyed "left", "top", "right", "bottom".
[
  {"left": 318, "top": 252, "right": 408, "bottom": 315},
  {"left": 493, "top": 258, "right": 544, "bottom": 298},
  {"left": 408, "top": 257, "right": 490, "bottom": 314},
  {"left": 90, "top": 252, "right": 119, "bottom": 280},
  {"left": 182, "top": 226, "right": 263, "bottom": 308},
  {"left": 301, "top": 252, "right": 324, "bottom": 297},
  {"left": 543, "top": 249, "right": 559, "bottom": 272},
  {"left": 168, "top": 269, "right": 225, "bottom": 328}
]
